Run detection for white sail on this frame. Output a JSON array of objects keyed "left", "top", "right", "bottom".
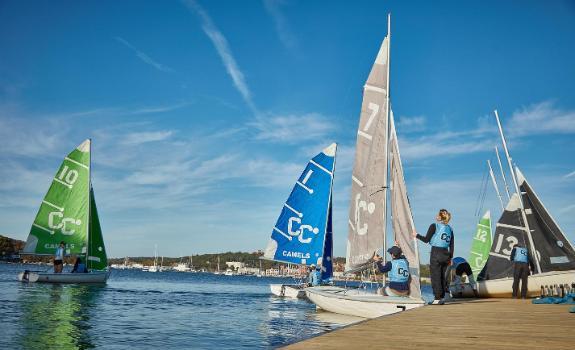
[
  {"left": 345, "top": 36, "right": 390, "bottom": 271},
  {"left": 389, "top": 111, "right": 421, "bottom": 299}
]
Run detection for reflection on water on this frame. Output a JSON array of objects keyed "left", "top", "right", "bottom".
[
  {"left": 1, "top": 264, "right": 426, "bottom": 349},
  {"left": 19, "top": 283, "right": 104, "bottom": 349}
]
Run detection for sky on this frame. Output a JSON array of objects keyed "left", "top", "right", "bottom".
[{"left": 1, "top": 0, "right": 574, "bottom": 261}]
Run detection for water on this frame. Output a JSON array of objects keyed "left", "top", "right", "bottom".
[{"left": 0, "top": 263, "right": 433, "bottom": 349}]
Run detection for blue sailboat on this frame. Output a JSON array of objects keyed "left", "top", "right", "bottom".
[{"left": 264, "top": 143, "right": 336, "bottom": 298}]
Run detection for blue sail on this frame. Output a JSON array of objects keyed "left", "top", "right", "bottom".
[
  {"left": 321, "top": 199, "right": 333, "bottom": 281},
  {"left": 263, "top": 143, "right": 337, "bottom": 267}
]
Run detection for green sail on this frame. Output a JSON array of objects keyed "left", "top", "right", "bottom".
[
  {"left": 22, "top": 140, "right": 91, "bottom": 256},
  {"left": 468, "top": 210, "right": 492, "bottom": 274},
  {"left": 88, "top": 187, "right": 108, "bottom": 270}
]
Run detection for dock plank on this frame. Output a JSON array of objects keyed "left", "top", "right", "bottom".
[{"left": 282, "top": 299, "right": 574, "bottom": 349}]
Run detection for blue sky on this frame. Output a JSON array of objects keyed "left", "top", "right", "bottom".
[{"left": 1, "top": 0, "right": 574, "bottom": 261}]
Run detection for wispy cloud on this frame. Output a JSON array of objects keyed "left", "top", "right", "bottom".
[
  {"left": 263, "top": 0, "right": 298, "bottom": 51},
  {"left": 115, "top": 37, "right": 174, "bottom": 73},
  {"left": 248, "top": 112, "right": 335, "bottom": 143},
  {"left": 396, "top": 115, "right": 426, "bottom": 133},
  {"left": 183, "top": 0, "right": 257, "bottom": 113},
  {"left": 564, "top": 170, "right": 575, "bottom": 179},
  {"left": 122, "top": 130, "right": 174, "bottom": 145},
  {"left": 560, "top": 204, "right": 575, "bottom": 214},
  {"left": 507, "top": 100, "right": 575, "bottom": 136}
]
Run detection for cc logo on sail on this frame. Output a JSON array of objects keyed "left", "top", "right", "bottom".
[{"left": 287, "top": 217, "right": 319, "bottom": 244}]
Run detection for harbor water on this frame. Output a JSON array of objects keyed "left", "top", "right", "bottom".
[{"left": 1, "top": 263, "right": 433, "bottom": 349}]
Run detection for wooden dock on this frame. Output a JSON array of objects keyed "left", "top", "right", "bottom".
[{"left": 282, "top": 299, "right": 575, "bottom": 350}]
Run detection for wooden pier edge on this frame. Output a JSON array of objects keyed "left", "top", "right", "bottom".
[{"left": 281, "top": 299, "right": 575, "bottom": 350}]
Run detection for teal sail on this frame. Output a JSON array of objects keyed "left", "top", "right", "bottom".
[
  {"left": 22, "top": 140, "right": 91, "bottom": 256},
  {"left": 87, "top": 187, "right": 107, "bottom": 271},
  {"left": 263, "top": 143, "right": 337, "bottom": 267},
  {"left": 468, "top": 210, "right": 492, "bottom": 275}
]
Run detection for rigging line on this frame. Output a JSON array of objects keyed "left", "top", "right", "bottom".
[{"left": 475, "top": 163, "right": 489, "bottom": 217}]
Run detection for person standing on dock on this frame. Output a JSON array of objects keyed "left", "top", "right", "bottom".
[
  {"left": 413, "top": 209, "right": 454, "bottom": 305},
  {"left": 510, "top": 243, "right": 534, "bottom": 298},
  {"left": 372, "top": 245, "right": 410, "bottom": 297}
]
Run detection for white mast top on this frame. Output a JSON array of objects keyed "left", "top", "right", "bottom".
[
  {"left": 494, "top": 146, "right": 511, "bottom": 200},
  {"left": 494, "top": 110, "right": 541, "bottom": 274},
  {"left": 487, "top": 159, "right": 505, "bottom": 211},
  {"left": 381, "top": 13, "right": 391, "bottom": 265}
]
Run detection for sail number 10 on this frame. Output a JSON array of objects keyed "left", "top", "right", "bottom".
[{"left": 58, "top": 165, "right": 79, "bottom": 187}]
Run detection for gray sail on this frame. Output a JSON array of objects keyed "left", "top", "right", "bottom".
[
  {"left": 478, "top": 193, "right": 528, "bottom": 280},
  {"left": 517, "top": 168, "right": 575, "bottom": 272},
  {"left": 389, "top": 111, "right": 421, "bottom": 298},
  {"left": 345, "top": 36, "right": 389, "bottom": 271}
]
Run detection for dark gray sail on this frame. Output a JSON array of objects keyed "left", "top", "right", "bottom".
[
  {"left": 479, "top": 167, "right": 575, "bottom": 281},
  {"left": 517, "top": 167, "right": 575, "bottom": 272},
  {"left": 478, "top": 194, "right": 529, "bottom": 280}
]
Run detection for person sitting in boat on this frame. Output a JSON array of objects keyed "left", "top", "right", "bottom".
[
  {"left": 448, "top": 257, "right": 478, "bottom": 297},
  {"left": 72, "top": 257, "right": 88, "bottom": 273},
  {"left": 372, "top": 246, "right": 410, "bottom": 297},
  {"left": 54, "top": 241, "right": 66, "bottom": 273},
  {"left": 307, "top": 264, "right": 321, "bottom": 287},
  {"left": 510, "top": 243, "right": 534, "bottom": 299}
]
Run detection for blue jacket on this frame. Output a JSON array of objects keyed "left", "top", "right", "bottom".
[
  {"left": 308, "top": 270, "right": 321, "bottom": 286},
  {"left": 376, "top": 256, "right": 410, "bottom": 291}
]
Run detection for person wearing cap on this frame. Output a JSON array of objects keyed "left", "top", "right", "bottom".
[
  {"left": 54, "top": 241, "right": 66, "bottom": 273},
  {"left": 307, "top": 264, "right": 321, "bottom": 287},
  {"left": 372, "top": 245, "right": 410, "bottom": 297},
  {"left": 413, "top": 209, "right": 454, "bottom": 305},
  {"left": 510, "top": 243, "right": 534, "bottom": 298},
  {"left": 448, "top": 257, "right": 478, "bottom": 297}
]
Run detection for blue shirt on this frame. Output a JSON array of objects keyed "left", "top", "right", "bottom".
[
  {"left": 55, "top": 247, "right": 64, "bottom": 260},
  {"left": 308, "top": 270, "right": 321, "bottom": 286}
]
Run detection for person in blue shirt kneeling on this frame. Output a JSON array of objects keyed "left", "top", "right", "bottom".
[{"left": 372, "top": 245, "right": 410, "bottom": 297}]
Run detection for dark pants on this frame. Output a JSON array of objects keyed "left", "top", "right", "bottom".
[
  {"left": 430, "top": 247, "right": 450, "bottom": 300},
  {"left": 512, "top": 262, "right": 529, "bottom": 298}
]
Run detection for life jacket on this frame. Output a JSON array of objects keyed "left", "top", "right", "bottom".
[
  {"left": 388, "top": 258, "right": 410, "bottom": 283},
  {"left": 513, "top": 247, "right": 529, "bottom": 263},
  {"left": 430, "top": 223, "right": 452, "bottom": 248},
  {"left": 55, "top": 247, "right": 64, "bottom": 260}
]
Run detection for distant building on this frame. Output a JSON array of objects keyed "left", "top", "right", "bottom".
[{"left": 225, "top": 261, "right": 245, "bottom": 270}]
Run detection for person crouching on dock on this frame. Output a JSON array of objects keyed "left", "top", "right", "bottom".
[
  {"left": 413, "top": 209, "right": 454, "bottom": 305},
  {"left": 372, "top": 245, "right": 410, "bottom": 297}
]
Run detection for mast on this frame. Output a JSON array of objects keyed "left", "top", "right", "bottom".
[
  {"left": 381, "top": 13, "right": 391, "bottom": 265},
  {"left": 487, "top": 160, "right": 505, "bottom": 211},
  {"left": 86, "top": 138, "right": 92, "bottom": 269},
  {"left": 494, "top": 110, "right": 541, "bottom": 274},
  {"left": 494, "top": 146, "right": 511, "bottom": 200}
]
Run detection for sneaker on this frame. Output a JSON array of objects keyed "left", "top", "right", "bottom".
[
  {"left": 428, "top": 299, "right": 441, "bottom": 305},
  {"left": 439, "top": 299, "right": 445, "bottom": 305}
]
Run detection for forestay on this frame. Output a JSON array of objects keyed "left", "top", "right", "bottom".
[
  {"left": 389, "top": 111, "right": 421, "bottom": 298},
  {"left": 468, "top": 211, "right": 492, "bottom": 275},
  {"left": 22, "top": 140, "right": 91, "bottom": 256},
  {"left": 346, "top": 36, "right": 389, "bottom": 271},
  {"left": 264, "top": 144, "right": 337, "bottom": 267}
]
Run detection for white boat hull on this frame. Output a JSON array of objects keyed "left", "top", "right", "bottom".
[
  {"left": 305, "top": 286, "right": 425, "bottom": 319},
  {"left": 270, "top": 284, "right": 307, "bottom": 298},
  {"left": 453, "top": 270, "right": 575, "bottom": 298},
  {"left": 18, "top": 271, "right": 109, "bottom": 284}
]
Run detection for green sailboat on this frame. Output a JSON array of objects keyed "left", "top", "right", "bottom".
[
  {"left": 468, "top": 210, "right": 492, "bottom": 275},
  {"left": 18, "top": 139, "right": 109, "bottom": 283}
]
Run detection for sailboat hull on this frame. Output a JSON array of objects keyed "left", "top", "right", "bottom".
[
  {"left": 18, "top": 271, "right": 109, "bottom": 284},
  {"left": 270, "top": 284, "right": 307, "bottom": 298},
  {"left": 452, "top": 270, "right": 575, "bottom": 298},
  {"left": 306, "top": 286, "right": 425, "bottom": 318}
]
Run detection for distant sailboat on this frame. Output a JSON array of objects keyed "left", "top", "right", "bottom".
[
  {"left": 458, "top": 111, "right": 575, "bottom": 297},
  {"left": 263, "top": 143, "right": 337, "bottom": 298},
  {"left": 306, "top": 15, "right": 425, "bottom": 318},
  {"left": 18, "top": 139, "right": 109, "bottom": 283}
]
